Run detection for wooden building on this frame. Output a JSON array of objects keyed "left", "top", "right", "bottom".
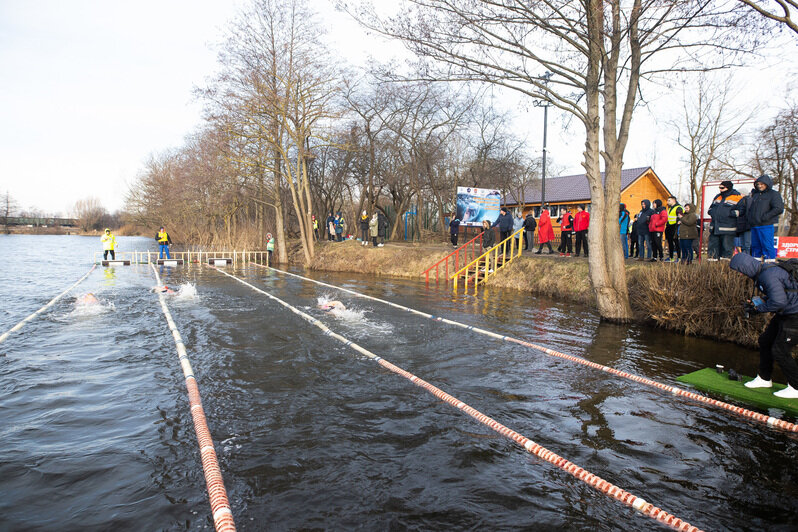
[{"left": 503, "top": 166, "right": 672, "bottom": 222}]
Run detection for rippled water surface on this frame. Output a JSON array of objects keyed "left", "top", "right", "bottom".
[{"left": 1, "top": 235, "right": 797, "bottom": 531}]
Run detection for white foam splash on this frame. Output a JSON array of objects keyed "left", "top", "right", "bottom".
[{"left": 174, "top": 283, "right": 198, "bottom": 301}]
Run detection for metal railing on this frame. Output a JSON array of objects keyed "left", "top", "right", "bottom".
[
  {"left": 93, "top": 250, "right": 269, "bottom": 266},
  {"left": 451, "top": 227, "right": 524, "bottom": 293},
  {"left": 423, "top": 232, "right": 484, "bottom": 285}
]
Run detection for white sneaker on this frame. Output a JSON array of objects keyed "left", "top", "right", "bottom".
[
  {"left": 744, "top": 375, "right": 773, "bottom": 389},
  {"left": 774, "top": 385, "right": 798, "bottom": 399},
  {"left": 378, "top": 243, "right": 384, "bottom": 247}
]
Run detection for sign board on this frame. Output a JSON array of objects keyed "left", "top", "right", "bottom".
[
  {"left": 776, "top": 237, "right": 798, "bottom": 258},
  {"left": 455, "top": 187, "right": 501, "bottom": 227},
  {"left": 699, "top": 179, "right": 756, "bottom": 221}
]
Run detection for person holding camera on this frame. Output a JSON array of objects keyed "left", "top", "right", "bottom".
[{"left": 730, "top": 253, "right": 798, "bottom": 398}]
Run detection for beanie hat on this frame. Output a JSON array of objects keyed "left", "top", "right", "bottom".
[{"left": 720, "top": 180, "right": 734, "bottom": 190}]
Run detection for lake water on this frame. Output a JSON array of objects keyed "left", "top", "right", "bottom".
[{"left": 1, "top": 234, "right": 796, "bottom": 530}]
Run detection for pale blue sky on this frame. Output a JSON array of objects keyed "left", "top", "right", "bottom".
[{"left": 0, "top": 1, "right": 795, "bottom": 215}]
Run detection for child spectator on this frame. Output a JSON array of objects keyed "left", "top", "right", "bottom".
[
  {"left": 677, "top": 204, "right": 698, "bottom": 264},
  {"left": 629, "top": 214, "right": 639, "bottom": 258}
]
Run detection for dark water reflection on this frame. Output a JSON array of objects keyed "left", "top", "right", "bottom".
[{"left": 1, "top": 235, "right": 797, "bottom": 530}]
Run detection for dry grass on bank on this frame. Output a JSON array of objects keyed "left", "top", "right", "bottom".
[
  {"left": 486, "top": 256, "right": 594, "bottom": 304},
  {"left": 628, "top": 261, "right": 767, "bottom": 347},
  {"left": 307, "top": 240, "right": 450, "bottom": 278}
]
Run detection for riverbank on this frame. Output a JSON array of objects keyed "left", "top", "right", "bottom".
[{"left": 304, "top": 239, "right": 766, "bottom": 348}]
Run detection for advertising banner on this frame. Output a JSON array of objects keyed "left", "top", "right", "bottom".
[
  {"left": 776, "top": 237, "right": 798, "bottom": 258},
  {"left": 456, "top": 187, "right": 501, "bottom": 227}
]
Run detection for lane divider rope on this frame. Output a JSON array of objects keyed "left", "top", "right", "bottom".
[
  {"left": 212, "top": 265, "right": 703, "bottom": 531},
  {"left": 253, "top": 263, "right": 798, "bottom": 434},
  {"left": 0, "top": 264, "right": 97, "bottom": 344},
  {"left": 151, "top": 264, "right": 236, "bottom": 532}
]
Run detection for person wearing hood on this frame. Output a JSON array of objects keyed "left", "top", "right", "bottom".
[
  {"left": 730, "top": 253, "right": 798, "bottom": 398},
  {"left": 634, "top": 200, "right": 655, "bottom": 261},
  {"left": 535, "top": 207, "right": 555, "bottom": 254},
  {"left": 677, "top": 204, "right": 698, "bottom": 264},
  {"left": 449, "top": 216, "right": 461, "bottom": 248},
  {"left": 707, "top": 180, "right": 743, "bottom": 259},
  {"left": 326, "top": 212, "right": 336, "bottom": 241},
  {"left": 619, "top": 203, "right": 631, "bottom": 258},
  {"left": 629, "top": 214, "right": 639, "bottom": 258},
  {"left": 377, "top": 211, "right": 388, "bottom": 246},
  {"left": 512, "top": 211, "right": 524, "bottom": 249},
  {"left": 523, "top": 211, "right": 537, "bottom": 251},
  {"left": 664, "top": 196, "right": 683, "bottom": 262},
  {"left": 369, "top": 212, "right": 379, "bottom": 247},
  {"left": 334, "top": 213, "right": 345, "bottom": 241},
  {"left": 647, "top": 199, "right": 667, "bottom": 262},
  {"left": 359, "top": 210, "right": 370, "bottom": 246},
  {"left": 747, "top": 174, "right": 784, "bottom": 260},
  {"left": 492, "top": 207, "right": 514, "bottom": 242}
]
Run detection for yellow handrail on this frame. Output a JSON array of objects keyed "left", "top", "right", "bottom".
[{"left": 450, "top": 226, "right": 524, "bottom": 292}]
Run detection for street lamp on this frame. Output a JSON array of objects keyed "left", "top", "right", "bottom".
[{"left": 533, "top": 71, "right": 553, "bottom": 215}]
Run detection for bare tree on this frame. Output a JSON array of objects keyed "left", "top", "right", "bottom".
[
  {"left": 346, "top": 0, "right": 756, "bottom": 321},
  {"left": 754, "top": 104, "right": 798, "bottom": 235},
  {"left": 738, "top": 0, "right": 798, "bottom": 35},
  {"left": 673, "top": 75, "right": 750, "bottom": 205},
  {"left": 1, "top": 191, "right": 19, "bottom": 234},
  {"left": 72, "top": 197, "right": 107, "bottom": 232}
]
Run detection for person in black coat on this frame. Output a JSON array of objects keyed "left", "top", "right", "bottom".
[
  {"left": 492, "top": 207, "right": 514, "bottom": 242},
  {"left": 522, "top": 213, "right": 537, "bottom": 251},
  {"left": 449, "top": 217, "right": 461, "bottom": 247},
  {"left": 634, "top": 200, "right": 654, "bottom": 260},
  {"left": 730, "top": 253, "right": 798, "bottom": 398}
]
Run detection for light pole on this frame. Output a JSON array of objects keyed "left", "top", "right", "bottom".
[{"left": 533, "top": 71, "right": 553, "bottom": 215}]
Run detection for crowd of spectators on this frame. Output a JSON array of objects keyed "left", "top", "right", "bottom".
[{"left": 455, "top": 175, "right": 784, "bottom": 264}]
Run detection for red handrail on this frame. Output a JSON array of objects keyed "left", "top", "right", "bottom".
[{"left": 423, "top": 231, "right": 484, "bottom": 285}]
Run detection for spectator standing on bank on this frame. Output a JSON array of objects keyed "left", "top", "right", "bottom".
[
  {"left": 629, "top": 214, "right": 639, "bottom": 258},
  {"left": 648, "top": 199, "right": 667, "bottom": 262},
  {"left": 369, "top": 213, "right": 379, "bottom": 247},
  {"left": 733, "top": 191, "right": 752, "bottom": 255},
  {"left": 449, "top": 216, "right": 461, "bottom": 248},
  {"left": 327, "top": 212, "right": 336, "bottom": 241},
  {"left": 513, "top": 211, "right": 524, "bottom": 250},
  {"left": 707, "top": 180, "right": 742, "bottom": 259},
  {"left": 747, "top": 174, "right": 784, "bottom": 260},
  {"left": 664, "top": 196, "right": 683, "bottom": 262},
  {"left": 359, "top": 210, "right": 370, "bottom": 246},
  {"left": 265, "top": 232, "right": 275, "bottom": 264},
  {"left": 492, "top": 207, "right": 514, "bottom": 242},
  {"left": 377, "top": 211, "right": 388, "bottom": 246},
  {"left": 523, "top": 211, "right": 537, "bottom": 251},
  {"left": 335, "top": 213, "right": 345, "bottom": 241},
  {"left": 573, "top": 204, "right": 590, "bottom": 257},
  {"left": 557, "top": 208, "right": 574, "bottom": 256},
  {"left": 635, "top": 200, "right": 654, "bottom": 261},
  {"left": 312, "top": 215, "right": 319, "bottom": 241},
  {"left": 619, "top": 204, "right": 631, "bottom": 258},
  {"left": 677, "top": 204, "right": 698, "bottom": 264},
  {"left": 535, "top": 207, "right": 555, "bottom": 254}
]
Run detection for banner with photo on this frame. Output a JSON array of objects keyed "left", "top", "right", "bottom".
[{"left": 456, "top": 187, "right": 502, "bottom": 226}]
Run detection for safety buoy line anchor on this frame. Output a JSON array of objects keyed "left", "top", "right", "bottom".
[
  {"left": 214, "top": 265, "right": 703, "bottom": 532},
  {"left": 150, "top": 264, "right": 235, "bottom": 532}
]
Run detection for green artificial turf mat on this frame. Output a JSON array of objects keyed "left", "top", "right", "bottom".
[{"left": 677, "top": 368, "right": 798, "bottom": 417}]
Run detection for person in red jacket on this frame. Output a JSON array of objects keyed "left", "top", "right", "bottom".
[
  {"left": 647, "top": 199, "right": 668, "bottom": 262},
  {"left": 573, "top": 204, "right": 590, "bottom": 257},
  {"left": 557, "top": 208, "right": 574, "bottom": 256},
  {"left": 535, "top": 207, "right": 555, "bottom": 254}
]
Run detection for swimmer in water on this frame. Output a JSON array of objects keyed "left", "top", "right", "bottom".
[
  {"left": 152, "top": 285, "right": 176, "bottom": 295},
  {"left": 318, "top": 300, "right": 346, "bottom": 312},
  {"left": 76, "top": 293, "right": 99, "bottom": 305}
]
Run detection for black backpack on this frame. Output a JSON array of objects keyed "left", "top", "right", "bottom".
[{"left": 776, "top": 259, "right": 798, "bottom": 290}]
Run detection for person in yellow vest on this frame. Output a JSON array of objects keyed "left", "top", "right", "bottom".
[
  {"left": 156, "top": 226, "right": 172, "bottom": 259},
  {"left": 664, "top": 196, "right": 683, "bottom": 262},
  {"left": 266, "top": 232, "right": 275, "bottom": 265},
  {"left": 100, "top": 228, "right": 116, "bottom": 260},
  {"left": 312, "top": 215, "right": 319, "bottom": 241}
]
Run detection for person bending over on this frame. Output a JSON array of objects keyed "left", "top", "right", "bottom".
[{"left": 730, "top": 253, "right": 798, "bottom": 399}]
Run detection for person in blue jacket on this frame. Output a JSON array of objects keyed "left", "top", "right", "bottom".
[
  {"left": 618, "top": 203, "right": 631, "bottom": 258},
  {"left": 492, "top": 207, "right": 514, "bottom": 242},
  {"left": 747, "top": 174, "right": 784, "bottom": 260},
  {"left": 730, "top": 253, "right": 798, "bottom": 398}
]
